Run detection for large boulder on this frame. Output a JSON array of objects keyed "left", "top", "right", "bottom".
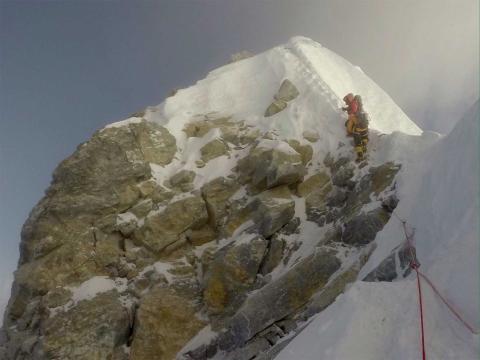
[
  {"left": 217, "top": 248, "right": 341, "bottom": 352},
  {"left": 137, "top": 179, "right": 174, "bottom": 204},
  {"left": 128, "top": 120, "right": 177, "bottom": 165},
  {"left": 299, "top": 173, "right": 333, "bottom": 225},
  {"left": 134, "top": 195, "right": 208, "bottom": 254},
  {"left": 363, "top": 243, "right": 415, "bottom": 282},
  {"left": 301, "top": 245, "right": 375, "bottom": 319},
  {"left": 264, "top": 100, "right": 287, "bottom": 117},
  {"left": 183, "top": 116, "right": 259, "bottom": 147},
  {"left": 183, "top": 116, "right": 234, "bottom": 138},
  {"left": 201, "top": 177, "right": 241, "bottom": 228},
  {"left": 237, "top": 140, "right": 305, "bottom": 191},
  {"left": 287, "top": 140, "right": 313, "bottom": 166},
  {"left": 200, "top": 139, "right": 230, "bottom": 163},
  {"left": 341, "top": 208, "right": 391, "bottom": 245},
  {"left": 168, "top": 170, "right": 196, "bottom": 192},
  {"left": 264, "top": 80, "right": 299, "bottom": 117},
  {"left": 341, "top": 162, "right": 401, "bottom": 219},
  {"left": 203, "top": 235, "right": 268, "bottom": 315},
  {"left": 43, "top": 291, "right": 130, "bottom": 360},
  {"left": 274, "top": 79, "right": 300, "bottom": 102},
  {"left": 130, "top": 286, "right": 206, "bottom": 360},
  {"left": 370, "top": 162, "right": 402, "bottom": 195},
  {"left": 10, "top": 231, "right": 99, "bottom": 298},
  {"left": 224, "top": 185, "right": 295, "bottom": 237},
  {"left": 19, "top": 120, "right": 176, "bottom": 266},
  {"left": 297, "top": 172, "right": 331, "bottom": 198},
  {"left": 249, "top": 186, "right": 296, "bottom": 237}
]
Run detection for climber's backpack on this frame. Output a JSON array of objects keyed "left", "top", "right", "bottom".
[
  {"left": 354, "top": 94, "right": 363, "bottom": 112},
  {"left": 356, "top": 111, "right": 369, "bottom": 129}
]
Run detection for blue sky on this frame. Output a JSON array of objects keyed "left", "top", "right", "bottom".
[{"left": 0, "top": 0, "right": 478, "bottom": 319}]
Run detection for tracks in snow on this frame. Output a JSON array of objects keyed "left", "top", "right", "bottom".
[{"left": 282, "top": 41, "right": 343, "bottom": 113}]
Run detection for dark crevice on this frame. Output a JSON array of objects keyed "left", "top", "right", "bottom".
[
  {"left": 200, "top": 191, "right": 217, "bottom": 231},
  {"left": 91, "top": 225, "right": 98, "bottom": 250},
  {"left": 126, "top": 305, "right": 137, "bottom": 347},
  {"left": 116, "top": 231, "right": 127, "bottom": 253},
  {"left": 257, "top": 236, "right": 273, "bottom": 276},
  {"left": 264, "top": 336, "right": 276, "bottom": 347}
]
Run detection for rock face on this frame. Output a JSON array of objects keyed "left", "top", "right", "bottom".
[
  {"left": 217, "top": 249, "right": 341, "bottom": 352},
  {"left": 237, "top": 141, "right": 306, "bottom": 191},
  {"left": 201, "top": 139, "right": 230, "bottom": 163},
  {"left": 250, "top": 186, "right": 295, "bottom": 237},
  {"left": 203, "top": 235, "right": 267, "bottom": 316},
  {"left": 300, "top": 172, "right": 333, "bottom": 225},
  {"left": 363, "top": 243, "right": 415, "bottom": 281},
  {"left": 1, "top": 111, "right": 403, "bottom": 360},
  {"left": 341, "top": 208, "right": 390, "bottom": 245},
  {"left": 43, "top": 291, "right": 130, "bottom": 360},
  {"left": 264, "top": 79, "right": 300, "bottom": 117},
  {"left": 201, "top": 177, "right": 240, "bottom": 228},
  {"left": 130, "top": 286, "right": 206, "bottom": 360},
  {"left": 134, "top": 195, "right": 209, "bottom": 254}
]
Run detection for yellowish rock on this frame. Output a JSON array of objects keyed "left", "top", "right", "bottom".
[
  {"left": 130, "top": 286, "right": 206, "bottom": 360},
  {"left": 200, "top": 139, "right": 230, "bottom": 163},
  {"left": 297, "top": 172, "right": 331, "bottom": 197},
  {"left": 135, "top": 195, "right": 208, "bottom": 254}
]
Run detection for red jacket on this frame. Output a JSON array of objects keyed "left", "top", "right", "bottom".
[{"left": 345, "top": 99, "right": 359, "bottom": 115}]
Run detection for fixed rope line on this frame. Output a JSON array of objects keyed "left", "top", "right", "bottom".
[
  {"left": 398, "top": 217, "right": 426, "bottom": 360},
  {"left": 389, "top": 210, "right": 479, "bottom": 360},
  {"left": 417, "top": 271, "right": 479, "bottom": 335}
]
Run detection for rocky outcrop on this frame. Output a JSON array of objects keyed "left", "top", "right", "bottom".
[
  {"left": 341, "top": 208, "right": 390, "bottom": 245},
  {"left": 299, "top": 172, "right": 333, "bottom": 225},
  {"left": 183, "top": 116, "right": 259, "bottom": 147},
  {"left": 43, "top": 291, "right": 130, "bottom": 360},
  {"left": 201, "top": 139, "right": 230, "bottom": 163},
  {"left": 250, "top": 186, "right": 295, "bottom": 237},
  {"left": 264, "top": 80, "right": 300, "bottom": 117},
  {"left": 168, "top": 170, "right": 196, "bottom": 192},
  {"left": 216, "top": 249, "right": 341, "bottom": 352},
  {"left": 130, "top": 286, "right": 206, "bottom": 360},
  {"left": 134, "top": 195, "right": 209, "bottom": 254},
  {"left": 2, "top": 111, "right": 403, "bottom": 360},
  {"left": 363, "top": 243, "right": 415, "bottom": 281},
  {"left": 237, "top": 141, "right": 306, "bottom": 191},
  {"left": 201, "top": 177, "right": 240, "bottom": 229},
  {"left": 264, "top": 100, "right": 288, "bottom": 117},
  {"left": 203, "top": 235, "right": 267, "bottom": 316}
]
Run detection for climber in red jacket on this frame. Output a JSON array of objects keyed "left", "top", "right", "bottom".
[{"left": 342, "top": 93, "right": 359, "bottom": 136}]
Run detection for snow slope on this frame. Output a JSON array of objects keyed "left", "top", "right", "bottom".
[
  {"left": 145, "top": 36, "right": 421, "bottom": 139},
  {"left": 276, "top": 101, "right": 479, "bottom": 360},
  {"left": 136, "top": 36, "right": 422, "bottom": 191}
]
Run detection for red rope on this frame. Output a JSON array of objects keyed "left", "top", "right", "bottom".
[
  {"left": 400, "top": 220, "right": 427, "bottom": 360},
  {"left": 417, "top": 271, "right": 479, "bottom": 335},
  {"left": 392, "top": 211, "right": 479, "bottom": 360},
  {"left": 415, "top": 267, "right": 427, "bottom": 360}
]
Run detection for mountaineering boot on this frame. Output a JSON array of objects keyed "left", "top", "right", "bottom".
[
  {"left": 355, "top": 147, "right": 364, "bottom": 163},
  {"left": 362, "top": 137, "right": 368, "bottom": 154}
]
